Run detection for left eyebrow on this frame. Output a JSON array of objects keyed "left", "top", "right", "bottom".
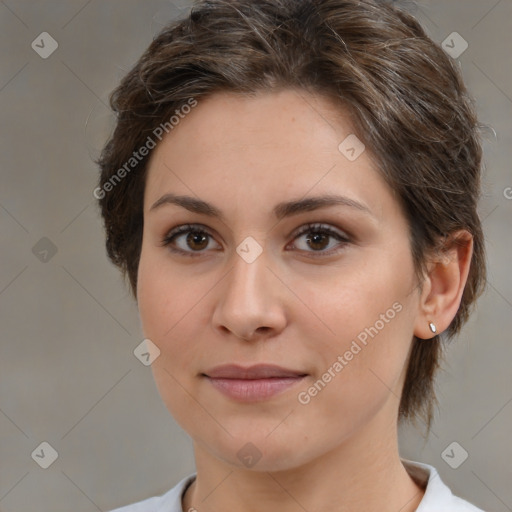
[
  {"left": 273, "top": 194, "right": 375, "bottom": 220},
  {"left": 149, "top": 193, "right": 375, "bottom": 221}
]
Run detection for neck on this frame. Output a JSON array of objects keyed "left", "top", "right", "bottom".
[{"left": 182, "top": 414, "right": 425, "bottom": 512}]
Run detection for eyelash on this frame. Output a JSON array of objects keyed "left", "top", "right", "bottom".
[{"left": 161, "top": 223, "right": 350, "bottom": 259}]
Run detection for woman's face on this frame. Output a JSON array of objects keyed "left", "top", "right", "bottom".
[{"left": 137, "top": 89, "right": 422, "bottom": 471}]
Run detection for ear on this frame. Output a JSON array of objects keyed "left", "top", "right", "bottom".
[{"left": 414, "top": 230, "right": 473, "bottom": 340}]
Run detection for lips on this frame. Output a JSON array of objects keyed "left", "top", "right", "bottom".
[
  {"left": 203, "top": 364, "right": 307, "bottom": 379},
  {"left": 202, "top": 364, "right": 308, "bottom": 402}
]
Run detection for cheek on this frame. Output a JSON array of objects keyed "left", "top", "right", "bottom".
[
  {"left": 137, "top": 246, "right": 202, "bottom": 342},
  {"left": 288, "top": 247, "right": 414, "bottom": 352},
  {"left": 137, "top": 250, "right": 203, "bottom": 429},
  {"left": 136, "top": 249, "right": 198, "bottom": 396},
  {"left": 136, "top": 247, "right": 218, "bottom": 377},
  {"left": 293, "top": 309, "right": 413, "bottom": 442},
  {"left": 288, "top": 249, "right": 416, "bottom": 419}
]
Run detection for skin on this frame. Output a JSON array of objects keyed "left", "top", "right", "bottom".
[{"left": 136, "top": 89, "right": 473, "bottom": 512}]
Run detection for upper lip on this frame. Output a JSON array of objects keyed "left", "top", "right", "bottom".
[{"left": 203, "top": 364, "right": 307, "bottom": 379}]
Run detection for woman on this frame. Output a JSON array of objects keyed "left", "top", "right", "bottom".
[{"left": 97, "top": 0, "right": 487, "bottom": 510}]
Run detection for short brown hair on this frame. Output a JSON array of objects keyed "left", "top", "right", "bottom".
[{"left": 96, "top": 0, "right": 486, "bottom": 432}]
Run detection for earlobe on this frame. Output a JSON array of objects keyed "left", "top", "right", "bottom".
[{"left": 414, "top": 230, "right": 473, "bottom": 340}]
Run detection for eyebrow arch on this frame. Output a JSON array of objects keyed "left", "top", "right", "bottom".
[{"left": 149, "top": 193, "right": 375, "bottom": 221}]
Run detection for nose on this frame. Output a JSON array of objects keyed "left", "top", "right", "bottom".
[{"left": 211, "top": 243, "right": 287, "bottom": 342}]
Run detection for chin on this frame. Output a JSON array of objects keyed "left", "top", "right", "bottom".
[{"left": 206, "top": 429, "right": 316, "bottom": 473}]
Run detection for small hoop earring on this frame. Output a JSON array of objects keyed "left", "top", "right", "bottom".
[{"left": 429, "top": 322, "right": 437, "bottom": 334}]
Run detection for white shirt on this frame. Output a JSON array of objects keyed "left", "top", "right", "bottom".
[{"left": 109, "top": 458, "right": 485, "bottom": 512}]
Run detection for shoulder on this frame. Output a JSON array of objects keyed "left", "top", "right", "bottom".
[
  {"left": 108, "top": 474, "right": 196, "bottom": 512},
  {"left": 401, "top": 458, "right": 486, "bottom": 512}
]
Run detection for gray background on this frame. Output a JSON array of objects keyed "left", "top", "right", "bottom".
[{"left": 0, "top": 0, "right": 511, "bottom": 511}]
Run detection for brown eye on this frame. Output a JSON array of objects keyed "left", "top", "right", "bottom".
[
  {"left": 290, "top": 223, "right": 350, "bottom": 257},
  {"left": 161, "top": 224, "right": 220, "bottom": 257},
  {"left": 305, "top": 232, "right": 330, "bottom": 251},
  {"left": 185, "top": 231, "right": 209, "bottom": 251}
]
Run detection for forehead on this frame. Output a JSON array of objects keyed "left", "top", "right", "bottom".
[
  {"left": 154, "top": 89, "right": 355, "bottom": 154},
  {"left": 144, "top": 89, "right": 396, "bottom": 223}
]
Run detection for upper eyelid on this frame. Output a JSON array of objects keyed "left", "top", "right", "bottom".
[
  {"left": 291, "top": 223, "right": 349, "bottom": 238},
  {"left": 163, "top": 222, "right": 347, "bottom": 239}
]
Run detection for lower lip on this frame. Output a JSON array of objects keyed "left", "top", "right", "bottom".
[{"left": 205, "top": 376, "right": 306, "bottom": 402}]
